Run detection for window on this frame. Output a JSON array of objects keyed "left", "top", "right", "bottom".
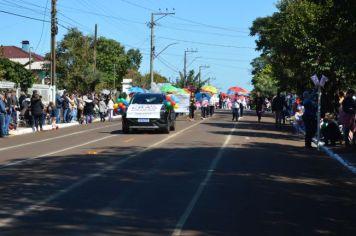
[{"left": 131, "top": 94, "right": 164, "bottom": 104}]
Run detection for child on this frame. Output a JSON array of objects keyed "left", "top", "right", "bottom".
[
  {"left": 321, "top": 113, "right": 342, "bottom": 146},
  {"left": 292, "top": 109, "right": 304, "bottom": 135},
  {"left": 48, "top": 101, "right": 58, "bottom": 130}
]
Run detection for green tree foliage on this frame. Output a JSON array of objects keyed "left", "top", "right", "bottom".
[
  {"left": 127, "top": 48, "right": 142, "bottom": 71},
  {"left": 56, "top": 28, "right": 95, "bottom": 92},
  {"left": 251, "top": 56, "right": 278, "bottom": 99},
  {"left": 0, "top": 58, "right": 34, "bottom": 91},
  {"left": 174, "top": 70, "right": 209, "bottom": 89},
  {"left": 55, "top": 28, "right": 143, "bottom": 93},
  {"left": 250, "top": 0, "right": 356, "bottom": 95},
  {"left": 96, "top": 36, "right": 130, "bottom": 91}
]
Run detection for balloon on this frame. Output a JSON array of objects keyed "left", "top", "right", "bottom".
[
  {"left": 171, "top": 101, "right": 176, "bottom": 107},
  {"left": 123, "top": 101, "right": 129, "bottom": 106},
  {"left": 174, "top": 104, "right": 179, "bottom": 109},
  {"left": 166, "top": 101, "right": 171, "bottom": 107},
  {"left": 114, "top": 104, "right": 118, "bottom": 109},
  {"left": 166, "top": 95, "right": 171, "bottom": 101},
  {"left": 122, "top": 105, "right": 126, "bottom": 110},
  {"left": 116, "top": 98, "right": 121, "bottom": 103}
]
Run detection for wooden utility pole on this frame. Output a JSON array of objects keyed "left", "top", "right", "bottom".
[
  {"left": 93, "top": 23, "right": 97, "bottom": 73},
  {"left": 50, "top": 0, "right": 57, "bottom": 88},
  {"left": 149, "top": 11, "right": 175, "bottom": 87},
  {"left": 183, "top": 49, "right": 198, "bottom": 87}
]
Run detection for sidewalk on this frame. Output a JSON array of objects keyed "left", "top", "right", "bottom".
[
  {"left": 9, "top": 115, "right": 122, "bottom": 136},
  {"left": 248, "top": 110, "right": 356, "bottom": 174}
]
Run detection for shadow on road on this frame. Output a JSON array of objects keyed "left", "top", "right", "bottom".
[{"left": 0, "top": 138, "right": 355, "bottom": 236}]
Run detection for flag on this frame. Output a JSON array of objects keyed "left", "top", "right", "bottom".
[
  {"left": 311, "top": 74, "right": 319, "bottom": 86},
  {"left": 319, "top": 75, "right": 328, "bottom": 87}
]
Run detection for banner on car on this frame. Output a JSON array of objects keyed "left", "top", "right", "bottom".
[{"left": 126, "top": 104, "right": 162, "bottom": 119}]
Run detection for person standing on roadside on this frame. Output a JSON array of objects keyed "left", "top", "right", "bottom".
[
  {"left": 77, "top": 94, "right": 85, "bottom": 124},
  {"left": 341, "top": 89, "right": 356, "bottom": 147},
  {"left": 84, "top": 95, "right": 94, "bottom": 124},
  {"left": 10, "top": 90, "right": 19, "bottom": 130},
  {"left": 31, "top": 90, "right": 44, "bottom": 132},
  {"left": 0, "top": 92, "right": 7, "bottom": 138},
  {"left": 231, "top": 93, "right": 240, "bottom": 122},
  {"left": 62, "top": 92, "right": 70, "bottom": 123},
  {"left": 200, "top": 94, "right": 209, "bottom": 120},
  {"left": 47, "top": 101, "right": 58, "bottom": 130},
  {"left": 107, "top": 96, "right": 114, "bottom": 122},
  {"left": 189, "top": 91, "right": 196, "bottom": 121},
  {"left": 302, "top": 90, "right": 317, "bottom": 148},
  {"left": 99, "top": 97, "right": 107, "bottom": 122},
  {"left": 255, "top": 91, "right": 264, "bottom": 123},
  {"left": 55, "top": 92, "right": 63, "bottom": 124},
  {"left": 272, "top": 91, "right": 286, "bottom": 125}
]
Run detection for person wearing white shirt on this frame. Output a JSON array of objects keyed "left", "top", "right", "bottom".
[{"left": 232, "top": 94, "right": 240, "bottom": 122}]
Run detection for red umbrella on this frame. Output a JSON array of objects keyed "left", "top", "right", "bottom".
[{"left": 227, "top": 86, "right": 249, "bottom": 95}]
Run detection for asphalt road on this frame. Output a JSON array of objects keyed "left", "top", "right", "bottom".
[{"left": 0, "top": 111, "right": 355, "bottom": 236}]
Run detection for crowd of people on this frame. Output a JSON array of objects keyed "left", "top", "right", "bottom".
[
  {"left": 0, "top": 89, "right": 117, "bottom": 138},
  {"left": 2, "top": 88, "right": 355, "bottom": 150},
  {"left": 253, "top": 89, "right": 356, "bottom": 148},
  {"left": 188, "top": 92, "right": 250, "bottom": 121}
]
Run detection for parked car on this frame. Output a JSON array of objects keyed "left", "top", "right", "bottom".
[{"left": 122, "top": 93, "right": 176, "bottom": 134}]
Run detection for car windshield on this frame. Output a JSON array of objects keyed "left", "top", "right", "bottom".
[{"left": 131, "top": 94, "right": 164, "bottom": 104}]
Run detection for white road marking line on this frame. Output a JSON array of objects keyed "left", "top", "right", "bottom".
[
  {"left": 171, "top": 122, "right": 237, "bottom": 236},
  {"left": 0, "top": 136, "right": 114, "bottom": 169},
  {"left": 0, "top": 123, "right": 118, "bottom": 152},
  {"left": 0, "top": 120, "right": 203, "bottom": 227}
]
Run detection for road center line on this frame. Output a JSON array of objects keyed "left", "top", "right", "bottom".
[
  {"left": 0, "top": 123, "right": 118, "bottom": 152},
  {"left": 0, "top": 120, "right": 203, "bottom": 227},
  {"left": 171, "top": 122, "right": 237, "bottom": 236}
]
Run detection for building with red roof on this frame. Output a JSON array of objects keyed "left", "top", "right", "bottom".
[{"left": 0, "top": 41, "right": 49, "bottom": 82}]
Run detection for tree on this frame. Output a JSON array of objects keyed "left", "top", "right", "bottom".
[
  {"left": 96, "top": 36, "right": 130, "bottom": 91},
  {"left": 250, "top": 0, "right": 356, "bottom": 95},
  {"left": 56, "top": 28, "right": 95, "bottom": 93},
  {"left": 0, "top": 58, "right": 34, "bottom": 91},
  {"left": 127, "top": 48, "right": 142, "bottom": 71},
  {"left": 174, "top": 70, "right": 209, "bottom": 89}
]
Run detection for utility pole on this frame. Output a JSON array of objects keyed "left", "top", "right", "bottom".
[
  {"left": 184, "top": 49, "right": 198, "bottom": 87},
  {"left": 29, "top": 46, "right": 32, "bottom": 71},
  {"left": 198, "top": 65, "right": 209, "bottom": 88},
  {"left": 50, "top": 0, "right": 57, "bottom": 102},
  {"left": 113, "top": 64, "right": 116, "bottom": 89},
  {"left": 148, "top": 10, "right": 175, "bottom": 87},
  {"left": 93, "top": 23, "right": 98, "bottom": 73}
]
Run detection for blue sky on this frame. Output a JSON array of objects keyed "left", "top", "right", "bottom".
[{"left": 0, "top": 0, "right": 278, "bottom": 92}]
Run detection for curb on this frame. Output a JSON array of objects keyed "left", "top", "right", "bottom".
[
  {"left": 9, "top": 115, "right": 122, "bottom": 136},
  {"left": 297, "top": 127, "right": 356, "bottom": 174}
]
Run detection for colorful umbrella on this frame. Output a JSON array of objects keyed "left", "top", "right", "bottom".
[
  {"left": 160, "top": 85, "right": 178, "bottom": 93},
  {"left": 201, "top": 85, "right": 218, "bottom": 94},
  {"left": 195, "top": 92, "right": 212, "bottom": 101},
  {"left": 227, "top": 86, "right": 249, "bottom": 95},
  {"left": 176, "top": 88, "right": 189, "bottom": 95}
]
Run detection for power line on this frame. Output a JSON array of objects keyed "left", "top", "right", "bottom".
[
  {"left": 170, "top": 15, "right": 250, "bottom": 34},
  {"left": 159, "top": 24, "right": 249, "bottom": 38},
  {"left": 159, "top": 36, "right": 255, "bottom": 49},
  {"left": 156, "top": 56, "right": 180, "bottom": 73},
  {"left": 0, "top": 9, "right": 68, "bottom": 29},
  {"left": 34, "top": 0, "right": 49, "bottom": 52}
]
